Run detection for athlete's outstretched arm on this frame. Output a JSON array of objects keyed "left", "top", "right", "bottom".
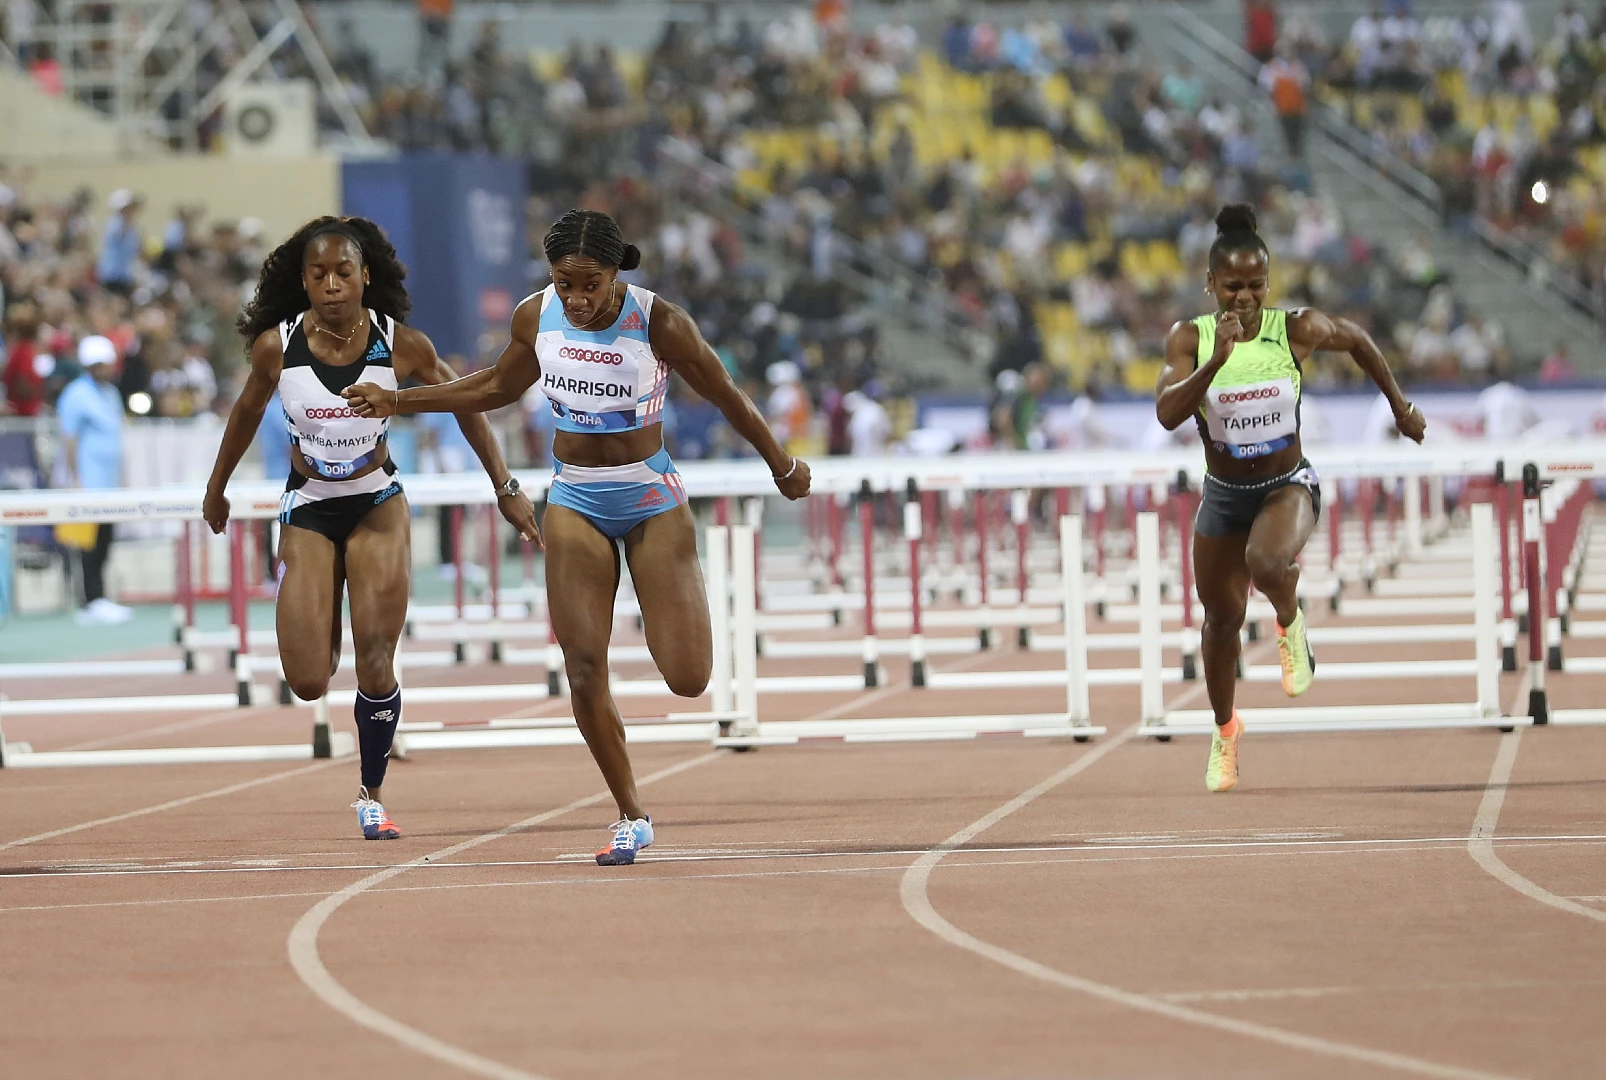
[
  {"left": 343, "top": 298, "right": 541, "bottom": 417},
  {"left": 1155, "top": 313, "right": 1241, "bottom": 430},
  {"left": 1289, "top": 309, "right": 1426, "bottom": 442},
  {"left": 652, "top": 299, "right": 811, "bottom": 499},
  {"left": 394, "top": 326, "right": 540, "bottom": 542},
  {"left": 202, "top": 332, "right": 282, "bottom": 534}
]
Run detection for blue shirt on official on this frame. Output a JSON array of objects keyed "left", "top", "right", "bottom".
[{"left": 57, "top": 373, "right": 125, "bottom": 489}]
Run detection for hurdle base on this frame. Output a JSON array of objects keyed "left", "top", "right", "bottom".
[
  {"left": 714, "top": 714, "right": 1108, "bottom": 748},
  {"left": 1529, "top": 688, "right": 1549, "bottom": 725},
  {"left": 911, "top": 659, "right": 928, "bottom": 688},
  {"left": 1181, "top": 653, "right": 1197, "bottom": 681},
  {"left": 1143, "top": 707, "right": 1528, "bottom": 737},
  {"left": 1502, "top": 644, "right": 1517, "bottom": 673},
  {"left": 313, "top": 721, "right": 332, "bottom": 759}
]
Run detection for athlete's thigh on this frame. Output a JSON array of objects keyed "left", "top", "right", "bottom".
[
  {"left": 543, "top": 504, "right": 621, "bottom": 666},
  {"left": 623, "top": 504, "right": 711, "bottom": 676},
  {"left": 343, "top": 493, "right": 413, "bottom": 649},
  {"left": 1247, "top": 483, "right": 1317, "bottom": 567},
  {"left": 276, "top": 524, "right": 344, "bottom": 682},
  {"left": 1194, "top": 529, "right": 1251, "bottom": 621}
]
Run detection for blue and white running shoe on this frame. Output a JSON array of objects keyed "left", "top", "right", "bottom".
[
  {"left": 595, "top": 815, "right": 653, "bottom": 866},
  {"left": 351, "top": 787, "right": 400, "bottom": 840}
]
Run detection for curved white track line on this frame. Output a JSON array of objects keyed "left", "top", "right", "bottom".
[
  {"left": 0, "top": 758, "right": 342, "bottom": 852},
  {"left": 1469, "top": 730, "right": 1606, "bottom": 925},
  {"left": 899, "top": 728, "right": 1516, "bottom": 1080},
  {"left": 286, "top": 752, "right": 720, "bottom": 1080}
]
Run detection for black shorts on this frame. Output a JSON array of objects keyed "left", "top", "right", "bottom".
[
  {"left": 280, "top": 462, "right": 403, "bottom": 545},
  {"left": 1195, "top": 458, "right": 1321, "bottom": 538}
]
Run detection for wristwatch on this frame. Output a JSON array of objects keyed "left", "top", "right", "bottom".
[{"left": 495, "top": 477, "right": 520, "bottom": 499}]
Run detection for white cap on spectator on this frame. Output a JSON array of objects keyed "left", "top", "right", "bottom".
[
  {"left": 767, "top": 360, "right": 800, "bottom": 386},
  {"left": 108, "top": 188, "right": 136, "bottom": 211},
  {"left": 78, "top": 335, "right": 118, "bottom": 367}
]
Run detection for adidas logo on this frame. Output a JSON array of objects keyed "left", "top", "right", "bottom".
[
  {"left": 634, "top": 488, "right": 667, "bottom": 508},
  {"left": 619, "top": 310, "right": 645, "bottom": 332},
  {"left": 365, "top": 341, "right": 389, "bottom": 362}
]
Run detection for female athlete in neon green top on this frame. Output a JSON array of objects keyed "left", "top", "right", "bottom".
[{"left": 1155, "top": 204, "right": 1426, "bottom": 792}]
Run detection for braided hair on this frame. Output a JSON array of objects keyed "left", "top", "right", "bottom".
[
  {"left": 1207, "top": 203, "right": 1269, "bottom": 271},
  {"left": 236, "top": 216, "right": 410, "bottom": 351},
  {"left": 543, "top": 209, "right": 642, "bottom": 271}
]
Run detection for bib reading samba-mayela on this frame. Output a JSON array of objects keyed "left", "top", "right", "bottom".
[
  {"left": 1192, "top": 307, "right": 1301, "bottom": 460},
  {"left": 533, "top": 283, "right": 669, "bottom": 433}
]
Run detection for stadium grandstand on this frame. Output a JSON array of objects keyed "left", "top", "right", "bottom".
[{"left": 3, "top": 4, "right": 1606, "bottom": 1075}]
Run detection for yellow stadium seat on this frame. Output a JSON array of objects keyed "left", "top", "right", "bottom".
[{"left": 1123, "top": 357, "right": 1165, "bottom": 394}]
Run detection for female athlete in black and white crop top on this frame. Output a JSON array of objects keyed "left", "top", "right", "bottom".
[{"left": 203, "top": 216, "right": 538, "bottom": 840}]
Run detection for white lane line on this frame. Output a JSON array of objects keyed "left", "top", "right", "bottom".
[
  {"left": 286, "top": 752, "right": 719, "bottom": 1080},
  {"left": 10, "top": 838, "right": 1603, "bottom": 917},
  {"left": 1158, "top": 977, "right": 1606, "bottom": 1004},
  {"left": 899, "top": 624, "right": 1517, "bottom": 1080},
  {"left": 1469, "top": 729, "right": 1606, "bottom": 925},
  {"left": 14, "top": 834, "right": 1603, "bottom": 881},
  {"left": 0, "top": 759, "right": 344, "bottom": 852},
  {"left": 898, "top": 735, "right": 1516, "bottom": 1080}
]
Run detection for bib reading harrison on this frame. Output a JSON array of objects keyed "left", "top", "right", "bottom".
[
  {"left": 1154, "top": 203, "right": 1426, "bottom": 794},
  {"left": 343, "top": 209, "right": 812, "bottom": 865}
]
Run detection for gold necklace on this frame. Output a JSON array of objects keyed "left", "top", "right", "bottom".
[{"left": 310, "top": 314, "right": 366, "bottom": 344}]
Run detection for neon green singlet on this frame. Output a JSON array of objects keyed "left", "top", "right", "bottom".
[{"left": 1192, "top": 308, "right": 1301, "bottom": 460}]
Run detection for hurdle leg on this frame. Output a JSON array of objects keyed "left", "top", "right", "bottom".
[
  {"left": 976, "top": 489, "right": 992, "bottom": 649},
  {"left": 859, "top": 479, "right": 879, "bottom": 688},
  {"left": 1136, "top": 513, "right": 1165, "bottom": 733},
  {"left": 450, "top": 506, "right": 466, "bottom": 664},
  {"left": 906, "top": 479, "right": 927, "bottom": 687},
  {"left": 1175, "top": 474, "right": 1198, "bottom": 681},
  {"left": 731, "top": 525, "right": 760, "bottom": 738},
  {"left": 706, "top": 526, "right": 734, "bottom": 735},
  {"left": 1012, "top": 489, "right": 1031, "bottom": 649},
  {"left": 177, "top": 520, "right": 197, "bottom": 672},
  {"left": 1496, "top": 465, "right": 1518, "bottom": 671},
  {"left": 1061, "top": 514, "right": 1091, "bottom": 740},
  {"left": 486, "top": 505, "right": 503, "bottom": 662},
  {"left": 1522, "top": 464, "right": 1548, "bottom": 723},
  {"left": 229, "top": 522, "right": 254, "bottom": 707}
]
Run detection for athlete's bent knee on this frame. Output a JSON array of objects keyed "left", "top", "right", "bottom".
[
  {"left": 285, "top": 672, "right": 331, "bottom": 702},
  {"left": 1245, "top": 546, "right": 1294, "bottom": 593},
  {"left": 664, "top": 662, "right": 711, "bottom": 699}
]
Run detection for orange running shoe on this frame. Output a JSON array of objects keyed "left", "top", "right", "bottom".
[{"left": 1206, "top": 713, "right": 1243, "bottom": 792}]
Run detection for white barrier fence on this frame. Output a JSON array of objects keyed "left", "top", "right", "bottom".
[{"left": 2, "top": 442, "right": 1604, "bottom": 766}]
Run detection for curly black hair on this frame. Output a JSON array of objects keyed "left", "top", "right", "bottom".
[
  {"left": 1208, "top": 203, "right": 1268, "bottom": 270},
  {"left": 236, "top": 216, "right": 410, "bottom": 351}
]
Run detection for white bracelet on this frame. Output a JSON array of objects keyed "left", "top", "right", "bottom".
[{"left": 773, "top": 457, "right": 798, "bottom": 480}]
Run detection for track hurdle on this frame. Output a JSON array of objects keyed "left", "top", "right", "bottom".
[{"left": 1137, "top": 500, "right": 1519, "bottom": 736}]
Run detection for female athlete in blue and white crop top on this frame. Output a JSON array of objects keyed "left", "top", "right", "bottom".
[
  {"left": 204, "top": 217, "right": 537, "bottom": 841},
  {"left": 345, "top": 209, "right": 812, "bottom": 865}
]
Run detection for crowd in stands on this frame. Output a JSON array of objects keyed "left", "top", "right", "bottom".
[
  {"left": 1253, "top": 0, "right": 1606, "bottom": 315},
  {"left": 0, "top": 176, "right": 255, "bottom": 424},
  {"left": 1, "top": 1, "right": 1589, "bottom": 470}
]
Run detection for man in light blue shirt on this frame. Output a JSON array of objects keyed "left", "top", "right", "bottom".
[{"left": 57, "top": 335, "right": 132, "bottom": 623}]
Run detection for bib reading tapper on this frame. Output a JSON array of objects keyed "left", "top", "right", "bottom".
[{"left": 1192, "top": 307, "right": 1301, "bottom": 461}]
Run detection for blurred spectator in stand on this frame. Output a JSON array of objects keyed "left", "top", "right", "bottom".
[
  {"left": 97, "top": 190, "right": 144, "bottom": 298},
  {"left": 1538, "top": 341, "right": 1578, "bottom": 382},
  {"left": 1, "top": 302, "right": 47, "bottom": 417},
  {"left": 1260, "top": 50, "right": 1310, "bottom": 158},
  {"left": 56, "top": 336, "right": 133, "bottom": 625},
  {"left": 846, "top": 385, "right": 891, "bottom": 457},
  {"left": 1245, "top": 0, "right": 1280, "bottom": 63},
  {"left": 764, "top": 360, "right": 812, "bottom": 453},
  {"left": 417, "top": 0, "right": 454, "bottom": 78}
]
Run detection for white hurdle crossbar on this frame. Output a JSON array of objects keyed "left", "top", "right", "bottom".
[{"left": 1139, "top": 502, "right": 1522, "bottom": 736}]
